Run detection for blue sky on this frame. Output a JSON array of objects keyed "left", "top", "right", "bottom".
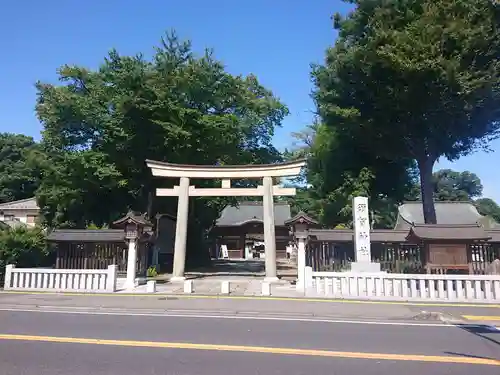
[{"left": 1, "top": 0, "right": 499, "bottom": 200}]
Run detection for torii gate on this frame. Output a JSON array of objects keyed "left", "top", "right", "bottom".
[{"left": 146, "top": 159, "right": 306, "bottom": 281}]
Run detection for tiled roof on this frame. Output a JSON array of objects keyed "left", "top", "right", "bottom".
[
  {"left": 407, "top": 224, "right": 491, "bottom": 241},
  {"left": 309, "top": 229, "right": 408, "bottom": 243},
  {"left": 284, "top": 211, "right": 319, "bottom": 226},
  {"left": 395, "top": 201, "right": 484, "bottom": 229},
  {"left": 216, "top": 202, "right": 291, "bottom": 226},
  {"left": 112, "top": 211, "right": 153, "bottom": 228},
  {"left": 485, "top": 230, "right": 500, "bottom": 242},
  {"left": 0, "top": 197, "right": 39, "bottom": 210},
  {"left": 46, "top": 229, "right": 125, "bottom": 242}
]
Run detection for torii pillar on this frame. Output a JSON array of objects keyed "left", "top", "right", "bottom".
[{"left": 146, "top": 159, "right": 306, "bottom": 282}]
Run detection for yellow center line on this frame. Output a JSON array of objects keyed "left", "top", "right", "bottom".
[
  {"left": 0, "top": 334, "right": 498, "bottom": 366},
  {"left": 463, "top": 315, "right": 500, "bottom": 321}
]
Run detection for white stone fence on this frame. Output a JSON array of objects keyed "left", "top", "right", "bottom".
[
  {"left": 3, "top": 264, "right": 117, "bottom": 293},
  {"left": 305, "top": 267, "right": 500, "bottom": 303}
]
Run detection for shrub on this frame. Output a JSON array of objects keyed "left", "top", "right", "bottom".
[
  {"left": 0, "top": 226, "right": 52, "bottom": 283},
  {"left": 147, "top": 265, "right": 158, "bottom": 278}
]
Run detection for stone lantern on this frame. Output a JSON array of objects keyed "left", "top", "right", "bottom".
[
  {"left": 113, "top": 211, "right": 153, "bottom": 290},
  {"left": 285, "top": 211, "right": 319, "bottom": 292},
  {"left": 125, "top": 222, "right": 141, "bottom": 240}
]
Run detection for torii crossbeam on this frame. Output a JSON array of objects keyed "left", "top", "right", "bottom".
[{"left": 146, "top": 159, "right": 306, "bottom": 281}]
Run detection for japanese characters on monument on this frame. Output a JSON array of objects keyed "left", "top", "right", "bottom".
[{"left": 353, "top": 196, "right": 371, "bottom": 262}]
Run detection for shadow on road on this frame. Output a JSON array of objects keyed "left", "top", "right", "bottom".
[
  {"left": 444, "top": 351, "right": 498, "bottom": 361},
  {"left": 456, "top": 324, "right": 500, "bottom": 347},
  {"left": 442, "top": 324, "right": 500, "bottom": 361}
]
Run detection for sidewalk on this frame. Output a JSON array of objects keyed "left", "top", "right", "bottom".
[
  {"left": 119, "top": 277, "right": 301, "bottom": 297},
  {"left": 1, "top": 291, "right": 499, "bottom": 327}
]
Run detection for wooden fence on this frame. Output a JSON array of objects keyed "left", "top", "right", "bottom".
[
  {"left": 469, "top": 243, "right": 500, "bottom": 274},
  {"left": 306, "top": 241, "right": 423, "bottom": 273},
  {"left": 54, "top": 242, "right": 148, "bottom": 276},
  {"left": 306, "top": 240, "right": 500, "bottom": 275}
]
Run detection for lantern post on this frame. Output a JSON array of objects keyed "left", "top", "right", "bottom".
[
  {"left": 112, "top": 212, "right": 152, "bottom": 290},
  {"left": 285, "top": 212, "right": 319, "bottom": 292}
]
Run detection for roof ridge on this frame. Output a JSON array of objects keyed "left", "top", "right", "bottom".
[
  {"left": 51, "top": 228, "right": 123, "bottom": 232},
  {"left": 413, "top": 223, "right": 481, "bottom": 228},
  {"left": 401, "top": 201, "right": 475, "bottom": 204},
  {"left": 0, "top": 197, "right": 37, "bottom": 207},
  {"left": 237, "top": 201, "right": 290, "bottom": 206}
]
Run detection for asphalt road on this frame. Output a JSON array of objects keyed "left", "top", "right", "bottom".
[
  {"left": 0, "top": 309, "right": 499, "bottom": 374},
  {"left": 1, "top": 292, "right": 500, "bottom": 322}
]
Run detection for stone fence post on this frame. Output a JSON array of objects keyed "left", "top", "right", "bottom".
[
  {"left": 487, "top": 259, "right": 500, "bottom": 275},
  {"left": 3, "top": 264, "right": 14, "bottom": 289},
  {"left": 106, "top": 264, "right": 118, "bottom": 292}
]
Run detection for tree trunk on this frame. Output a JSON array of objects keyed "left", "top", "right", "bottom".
[
  {"left": 186, "top": 200, "right": 212, "bottom": 268},
  {"left": 417, "top": 157, "right": 437, "bottom": 224},
  {"left": 146, "top": 191, "right": 154, "bottom": 219}
]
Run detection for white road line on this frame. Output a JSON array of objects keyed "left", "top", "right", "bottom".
[
  {"left": 0, "top": 307, "right": 458, "bottom": 327},
  {"left": 2, "top": 305, "right": 314, "bottom": 317}
]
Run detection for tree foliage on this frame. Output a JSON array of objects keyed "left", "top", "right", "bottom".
[
  {"left": 0, "top": 226, "right": 51, "bottom": 281},
  {"left": 35, "top": 32, "right": 287, "bottom": 265},
  {"left": 284, "top": 117, "right": 417, "bottom": 228},
  {"left": 286, "top": 122, "right": 494, "bottom": 227},
  {"left": 314, "top": 0, "right": 500, "bottom": 224},
  {"left": 475, "top": 197, "right": 500, "bottom": 223},
  {"left": 0, "top": 133, "right": 45, "bottom": 203},
  {"left": 432, "top": 169, "right": 483, "bottom": 201}
]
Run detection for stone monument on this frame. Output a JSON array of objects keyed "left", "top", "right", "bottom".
[{"left": 350, "top": 196, "right": 381, "bottom": 273}]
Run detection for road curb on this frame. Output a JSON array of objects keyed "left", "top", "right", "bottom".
[
  {"left": 2, "top": 290, "right": 500, "bottom": 308},
  {"left": 412, "top": 311, "right": 466, "bottom": 324}
]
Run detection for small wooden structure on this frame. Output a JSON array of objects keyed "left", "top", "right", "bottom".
[
  {"left": 406, "top": 224, "right": 492, "bottom": 274},
  {"left": 47, "top": 229, "right": 128, "bottom": 271},
  {"left": 46, "top": 212, "right": 153, "bottom": 276}
]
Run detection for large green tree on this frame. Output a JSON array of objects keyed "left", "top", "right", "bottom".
[
  {"left": 0, "top": 133, "right": 45, "bottom": 203},
  {"left": 314, "top": 0, "right": 500, "bottom": 224},
  {"left": 35, "top": 32, "right": 287, "bottom": 265},
  {"left": 432, "top": 169, "right": 483, "bottom": 201},
  {"left": 282, "top": 121, "right": 324, "bottom": 219},
  {"left": 309, "top": 122, "right": 417, "bottom": 228},
  {"left": 285, "top": 120, "right": 417, "bottom": 228},
  {"left": 475, "top": 197, "right": 500, "bottom": 223}
]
